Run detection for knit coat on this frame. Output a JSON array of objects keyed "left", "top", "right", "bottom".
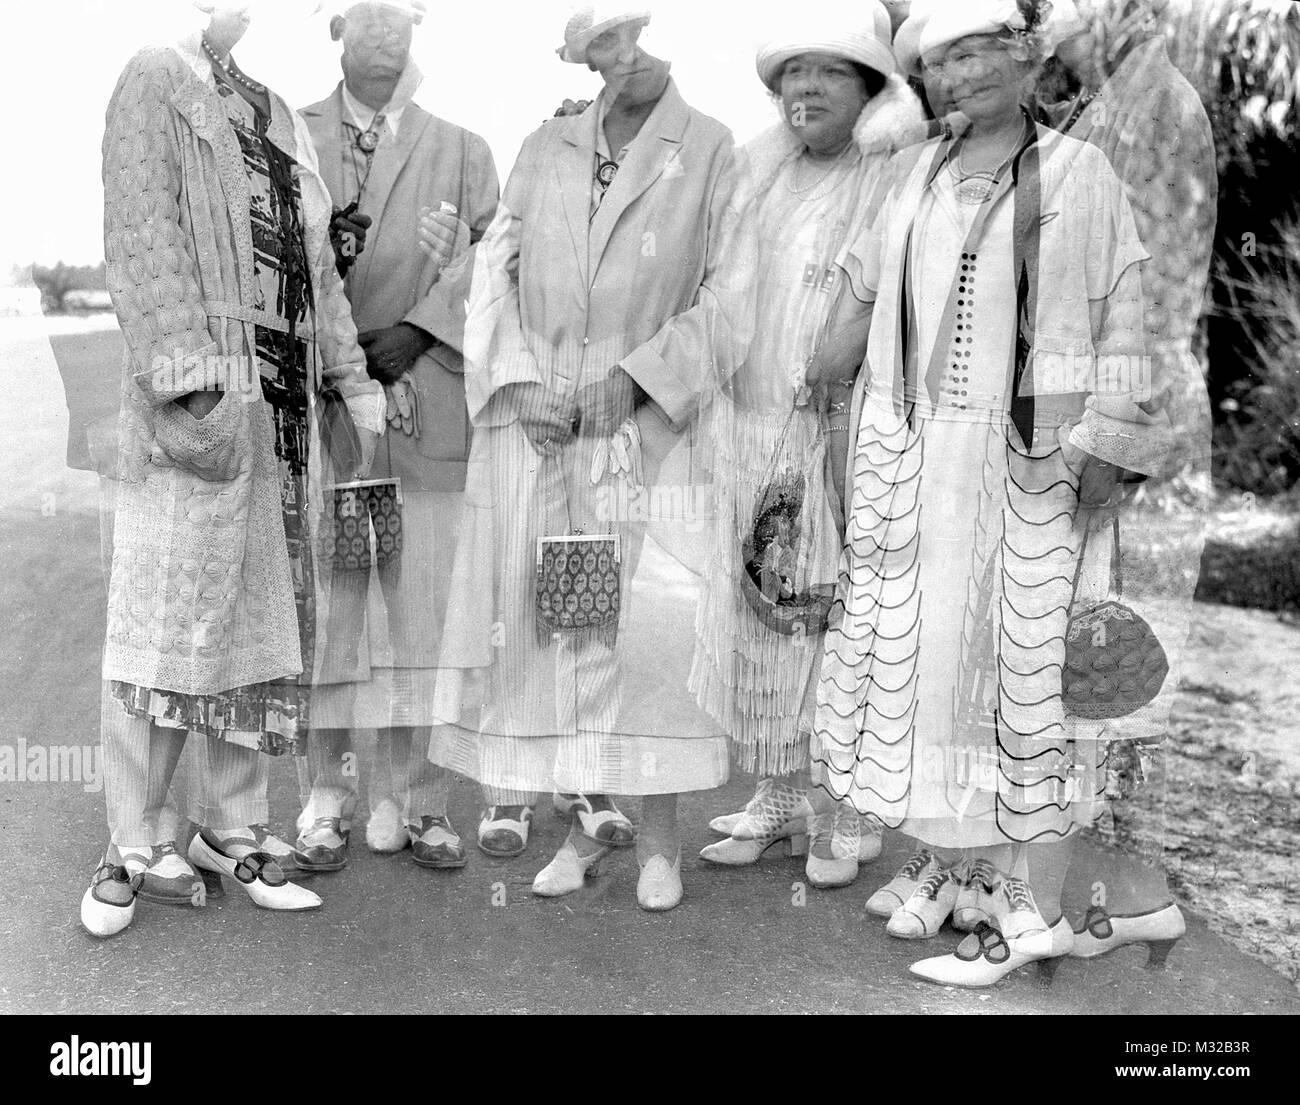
[{"left": 101, "top": 35, "right": 383, "bottom": 696}]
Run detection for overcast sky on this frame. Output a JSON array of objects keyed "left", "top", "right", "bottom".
[{"left": 0, "top": 0, "right": 812, "bottom": 273}]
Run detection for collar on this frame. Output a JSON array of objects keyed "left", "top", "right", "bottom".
[
  {"left": 563, "top": 76, "right": 689, "bottom": 152},
  {"left": 340, "top": 58, "right": 423, "bottom": 137}
]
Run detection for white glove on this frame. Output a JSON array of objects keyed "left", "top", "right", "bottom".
[
  {"left": 385, "top": 373, "right": 420, "bottom": 437},
  {"left": 588, "top": 417, "right": 642, "bottom": 490}
]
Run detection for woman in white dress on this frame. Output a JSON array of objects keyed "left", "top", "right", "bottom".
[
  {"left": 691, "top": 3, "right": 925, "bottom": 889},
  {"left": 810, "top": 0, "right": 1171, "bottom": 985}
]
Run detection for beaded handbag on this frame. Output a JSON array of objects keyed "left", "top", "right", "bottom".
[{"left": 1063, "top": 515, "right": 1168, "bottom": 719}]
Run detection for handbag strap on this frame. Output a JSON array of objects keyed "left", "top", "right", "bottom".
[{"left": 1070, "top": 511, "right": 1123, "bottom": 605}]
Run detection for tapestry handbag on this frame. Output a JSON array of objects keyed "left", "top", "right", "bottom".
[
  {"left": 535, "top": 451, "right": 621, "bottom": 647},
  {"left": 328, "top": 477, "right": 404, "bottom": 573},
  {"left": 318, "top": 386, "right": 403, "bottom": 573},
  {"left": 1063, "top": 514, "right": 1168, "bottom": 719}
]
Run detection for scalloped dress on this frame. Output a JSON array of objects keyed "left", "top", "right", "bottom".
[{"left": 812, "top": 161, "right": 1132, "bottom": 848}]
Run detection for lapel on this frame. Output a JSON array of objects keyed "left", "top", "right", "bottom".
[
  {"left": 362, "top": 104, "right": 433, "bottom": 229},
  {"left": 299, "top": 85, "right": 348, "bottom": 204},
  {"left": 554, "top": 104, "right": 598, "bottom": 287},
  {"left": 587, "top": 79, "right": 690, "bottom": 280},
  {"left": 169, "top": 66, "right": 255, "bottom": 303}
]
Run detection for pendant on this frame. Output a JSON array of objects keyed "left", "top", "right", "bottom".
[
  {"left": 955, "top": 175, "right": 997, "bottom": 205},
  {"left": 595, "top": 157, "right": 619, "bottom": 189},
  {"left": 357, "top": 129, "right": 380, "bottom": 153}
]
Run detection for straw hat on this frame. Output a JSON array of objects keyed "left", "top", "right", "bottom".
[
  {"left": 557, "top": 5, "right": 652, "bottom": 64},
  {"left": 755, "top": 0, "right": 896, "bottom": 91}
]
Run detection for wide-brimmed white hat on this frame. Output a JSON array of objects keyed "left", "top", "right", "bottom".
[
  {"left": 756, "top": 0, "right": 896, "bottom": 91},
  {"left": 557, "top": 5, "right": 652, "bottom": 64},
  {"left": 1043, "top": 0, "right": 1087, "bottom": 51},
  {"left": 892, "top": 0, "right": 942, "bottom": 77},
  {"left": 917, "top": 0, "right": 1041, "bottom": 63},
  {"left": 330, "top": 0, "right": 427, "bottom": 21}
]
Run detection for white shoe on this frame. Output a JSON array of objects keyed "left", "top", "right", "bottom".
[
  {"left": 886, "top": 865, "right": 959, "bottom": 939},
  {"left": 857, "top": 820, "right": 883, "bottom": 863},
  {"left": 555, "top": 793, "right": 635, "bottom": 847},
  {"left": 992, "top": 876, "right": 1052, "bottom": 956},
  {"left": 366, "top": 798, "right": 408, "bottom": 854},
  {"left": 909, "top": 917, "right": 1075, "bottom": 987},
  {"left": 699, "top": 828, "right": 808, "bottom": 865},
  {"left": 478, "top": 805, "right": 534, "bottom": 858},
  {"left": 952, "top": 857, "right": 999, "bottom": 932},
  {"left": 1069, "top": 903, "right": 1185, "bottom": 967},
  {"left": 805, "top": 804, "right": 863, "bottom": 889},
  {"left": 188, "top": 832, "right": 322, "bottom": 911},
  {"left": 531, "top": 839, "right": 609, "bottom": 898},
  {"left": 637, "top": 850, "right": 683, "bottom": 912},
  {"left": 865, "top": 850, "right": 934, "bottom": 917},
  {"left": 708, "top": 810, "right": 745, "bottom": 836},
  {"left": 729, "top": 779, "right": 814, "bottom": 841},
  {"left": 80, "top": 854, "right": 146, "bottom": 938}
]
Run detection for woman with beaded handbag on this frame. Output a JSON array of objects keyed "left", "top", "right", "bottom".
[{"left": 808, "top": 0, "right": 1177, "bottom": 986}]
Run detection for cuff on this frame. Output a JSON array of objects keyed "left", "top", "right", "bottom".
[
  {"left": 1067, "top": 408, "right": 1172, "bottom": 478},
  {"left": 344, "top": 386, "right": 387, "bottom": 436},
  {"left": 132, "top": 340, "right": 222, "bottom": 406},
  {"left": 619, "top": 344, "right": 696, "bottom": 431},
  {"left": 405, "top": 291, "right": 463, "bottom": 352}
]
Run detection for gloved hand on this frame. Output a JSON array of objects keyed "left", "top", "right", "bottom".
[
  {"left": 385, "top": 373, "right": 421, "bottom": 437},
  {"left": 330, "top": 204, "right": 372, "bottom": 276}
]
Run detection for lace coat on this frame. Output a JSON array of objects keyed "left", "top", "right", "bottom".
[{"left": 101, "top": 35, "right": 382, "bottom": 696}]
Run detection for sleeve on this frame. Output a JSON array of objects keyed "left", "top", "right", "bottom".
[
  {"left": 618, "top": 134, "right": 757, "bottom": 431},
  {"left": 1068, "top": 158, "right": 1172, "bottom": 476},
  {"left": 461, "top": 131, "right": 549, "bottom": 424},
  {"left": 403, "top": 131, "right": 501, "bottom": 357},
  {"left": 292, "top": 108, "right": 385, "bottom": 435},
  {"left": 836, "top": 148, "right": 918, "bottom": 305},
  {"left": 102, "top": 50, "right": 218, "bottom": 407}
]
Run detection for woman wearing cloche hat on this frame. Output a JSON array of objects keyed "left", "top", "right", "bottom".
[
  {"left": 692, "top": 2, "right": 925, "bottom": 890},
  {"left": 809, "top": 0, "right": 1173, "bottom": 986}
]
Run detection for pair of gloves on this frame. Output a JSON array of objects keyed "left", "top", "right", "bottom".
[
  {"left": 385, "top": 374, "right": 420, "bottom": 438},
  {"left": 588, "top": 417, "right": 643, "bottom": 490}
]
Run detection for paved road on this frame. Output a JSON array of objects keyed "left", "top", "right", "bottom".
[{"left": 2, "top": 321, "right": 1296, "bottom": 1015}]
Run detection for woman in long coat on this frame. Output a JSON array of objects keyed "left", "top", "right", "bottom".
[
  {"left": 86, "top": 1, "right": 384, "bottom": 936},
  {"left": 429, "top": 8, "right": 752, "bottom": 910}
]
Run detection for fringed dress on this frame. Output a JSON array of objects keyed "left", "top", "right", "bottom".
[{"left": 689, "top": 155, "right": 861, "bottom": 776}]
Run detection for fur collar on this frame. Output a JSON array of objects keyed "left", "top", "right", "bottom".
[{"left": 743, "top": 74, "right": 928, "bottom": 192}]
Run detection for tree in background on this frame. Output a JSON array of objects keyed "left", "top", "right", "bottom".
[
  {"left": 1164, "top": 0, "right": 1300, "bottom": 492},
  {"left": 30, "top": 261, "right": 107, "bottom": 314}
]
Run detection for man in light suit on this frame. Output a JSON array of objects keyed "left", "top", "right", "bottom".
[{"left": 294, "top": 0, "right": 499, "bottom": 871}]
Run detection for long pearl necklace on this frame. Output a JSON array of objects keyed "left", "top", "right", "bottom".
[
  {"left": 949, "top": 120, "right": 1027, "bottom": 205},
  {"left": 787, "top": 142, "right": 860, "bottom": 203},
  {"left": 201, "top": 34, "right": 266, "bottom": 97}
]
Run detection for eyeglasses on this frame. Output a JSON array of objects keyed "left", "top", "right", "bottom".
[
  {"left": 349, "top": 9, "right": 413, "bottom": 40},
  {"left": 924, "top": 40, "right": 1011, "bottom": 79}
]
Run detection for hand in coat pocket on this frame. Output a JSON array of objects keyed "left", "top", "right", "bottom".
[{"left": 152, "top": 389, "right": 247, "bottom": 482}]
